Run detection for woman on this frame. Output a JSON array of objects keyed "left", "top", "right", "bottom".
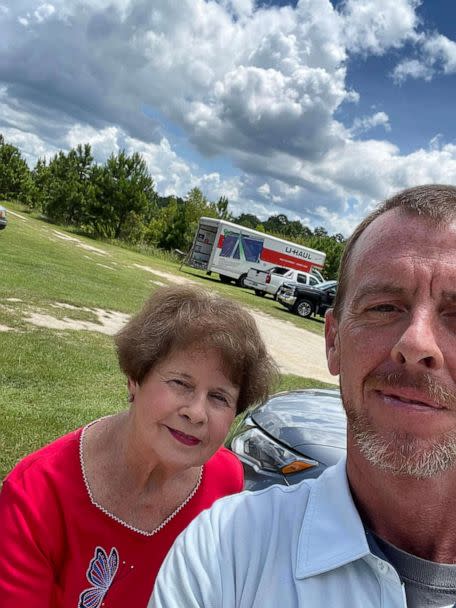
[{"left": 0, "top": 285, "right": 278, "bottom": 607}]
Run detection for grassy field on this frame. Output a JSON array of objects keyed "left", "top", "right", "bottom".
[{"left": 0, "top": 202, "right": 332, "bottom": 479}]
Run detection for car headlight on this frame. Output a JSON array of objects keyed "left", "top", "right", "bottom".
[{"left": 231, "top": 427, "right": 317, "bottom": 475}]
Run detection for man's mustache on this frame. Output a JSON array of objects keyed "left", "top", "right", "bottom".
[{"left": 364, "top": 370, "right": 456, "bottom": 410}]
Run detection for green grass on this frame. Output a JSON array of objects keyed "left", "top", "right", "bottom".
[
  {"left": 0, "top": 202, "right": 333, "bottom": 480},
  {"left": 0, "top": 330, "right": 125, "bottom": 479}
]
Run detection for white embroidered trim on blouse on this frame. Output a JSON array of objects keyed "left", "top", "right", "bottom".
[{"left": 79, "top": 419, "right": 204, "bottom": 537}]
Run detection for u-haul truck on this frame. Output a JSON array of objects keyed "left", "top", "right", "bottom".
[{"left": 186, "top": 217, "right": 326, "bottom": 286}]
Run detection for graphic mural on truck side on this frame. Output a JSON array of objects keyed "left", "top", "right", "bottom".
[
  {"left": 219, "top": 230, "right": 264, "bottom": 263},
  {"left": 217, "top": 230, "right": 317, "bottom": 273}
]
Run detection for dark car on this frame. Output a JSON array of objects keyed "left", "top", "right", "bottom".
[
  {"left": 229, "top": 388, "right": 346, "bottom": 490},
  {"left": 0, "top": 205, "right": 7, "bottom": 230}
]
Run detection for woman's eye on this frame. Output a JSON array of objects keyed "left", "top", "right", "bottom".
[
  {"left": 168, "top": 379, "right": 189, "bottom": 389},
  {"left": 211, "top": 393, "right": 229, "bottom": 406}
]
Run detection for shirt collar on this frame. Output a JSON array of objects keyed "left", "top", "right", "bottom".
[{"left": 296, "top": 457, "right": 371, "bottom": 578}]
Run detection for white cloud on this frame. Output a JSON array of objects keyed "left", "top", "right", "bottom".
[
  {"left": 350, "top": 111, "right": 391, "bottom": 135},
  {"left": 318, "top": 138, "right": 456, "bottom": 210},
  {"left": 341, "top": 0, "right": 421, "bottom": 55},
  {"left": 392, "top": 33, "right": 456, "bottom": 82},
  {"left": 17, "top": 3, "right": 56, "bottom": 28},
  {"left": 429, "top": 133, "right": 444, "bottom": 150},
  {"left": 258, "top": 183, "right": 271, "bottom": 196},
  {"left": 66, "top": 124, "right": 121, "bottom": 159},
  {"left": 219, "top": 0, "right": 254, "bottom": 19},
  {"left": 34, "top": 4, "right": 56, "bottom": 23},
  {"left": 423, "top": 34, "right": 456, "bottom": 74},
  {"left": 0, "top": 126, "right": 58, "bottom": 164},
  {"left": 123, "top": 135, "right": 244, "bottom": 204},
  {"left": 392, "top": 58, "right": 433, "bottom": 83},
  {"left": 314, "top": 205, "right": 360, "bottom": 237},
  {"left": 1, "top": 0, "right": 456, "bottom": 235}
]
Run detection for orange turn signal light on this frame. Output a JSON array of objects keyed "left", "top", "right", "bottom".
[{"left": 281, "top": 461, "right": 316, "bottom": 474}]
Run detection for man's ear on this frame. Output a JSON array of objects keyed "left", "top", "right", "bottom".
[{"left": 325, "top": 309, "right": 340, "bottom": 376}]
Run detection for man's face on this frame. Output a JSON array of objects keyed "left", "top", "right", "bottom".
[{"left": 326, "top": 209, "right": 456, "bottom": 478}]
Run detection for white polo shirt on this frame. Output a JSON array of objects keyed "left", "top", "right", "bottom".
[{"left": 150, "top": 458, "right": 408, "bottom": 608}]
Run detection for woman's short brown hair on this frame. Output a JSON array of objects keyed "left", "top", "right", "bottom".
[{"left": 115, "top": 285, "right": 279, "bottom": 413}]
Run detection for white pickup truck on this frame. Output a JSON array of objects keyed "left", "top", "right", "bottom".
[{"left": 244, "top": 266, "right": 323, "bottom": 298}]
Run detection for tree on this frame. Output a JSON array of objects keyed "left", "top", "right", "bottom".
[
  {"left": 30, "top": 158, "right": 49, "bottom": 210},
  {"left": 40, "top": 144, "right": 96, "bottom": 226},
  {"left": 313, "top": 226, "right": 328, "bottom": 237},
  {"left": 89, "top": 150, "right": 157, "bottom": 240},
  {"left": 235, "top": 213, "right": 261, "bottom": 229},
  {"left": 212, "top": 196, "right": 232, "bottom": 220},
  {"left": 0, "top": 134, "right": 33, "bottom": 204},
  {"left": 305, "top": 233, "right": 345, "bottom": 279},
  {"left": 285, "top": 220, "right": 312, "bottom": 240},
  {"left": 118, "top": 210, "right": 147, "bottom": 243},
  {"left": 263, "top": 213, "right": 289, "bottom": 234},
  {"left": 147, "top": 197, "right": 184, "bottom": 250},
  {"left": 147, "top": 187, "right": 217, "bottom": 252}
]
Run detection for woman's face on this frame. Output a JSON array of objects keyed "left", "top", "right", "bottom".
[{"left": 128, "top": 346, "right": 240, "bottom": 471}]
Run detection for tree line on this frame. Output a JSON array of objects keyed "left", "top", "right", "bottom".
[{"left": 0, "top": 134, "right": 345, "bottom": 278}]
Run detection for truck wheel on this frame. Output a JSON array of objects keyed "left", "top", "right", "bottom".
[
  {"left": 254, "top": 289, "right": 265, "bottom": 297},
  {"left": 219, "top": 274, "right": 231, "bottom": 284},
  {"left": 236, "top": 273, "right": 248, "bottom": 288},
  {"left": 294, "top": 299, "right": 313, "bottom": 318}
]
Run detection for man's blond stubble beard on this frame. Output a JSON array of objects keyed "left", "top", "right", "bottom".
[{"left": 342, "top": 371, "right": 456, "bottom": 479}]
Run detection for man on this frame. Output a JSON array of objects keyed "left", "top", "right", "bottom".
[{"left": 150, "top": 185, "right": 456, "bottom": 607}]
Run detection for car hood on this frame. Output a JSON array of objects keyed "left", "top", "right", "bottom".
[{"left": 251, "top": 389, "right": 347, "bottom": 450}]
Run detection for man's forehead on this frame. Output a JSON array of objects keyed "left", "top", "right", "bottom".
[
  {"left": 351, "top": 209, "right": 456, "bottom": 264},
  {"left": 341, "top": 210, "right": 456, "bottom": 302}
]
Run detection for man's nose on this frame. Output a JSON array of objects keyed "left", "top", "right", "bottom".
[{"left": 390, "top": 308, "right": 444, "bottom": 370}]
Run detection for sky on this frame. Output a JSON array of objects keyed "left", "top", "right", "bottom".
[{"left": 1, "top": 0, "right": 456, "bottom": 235}]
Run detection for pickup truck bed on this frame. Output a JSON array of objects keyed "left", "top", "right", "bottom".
[{"left": 244, "top": 267, "right": 322, "bottom": 298}]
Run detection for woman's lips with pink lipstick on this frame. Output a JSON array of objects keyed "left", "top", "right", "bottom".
[{"left": 166, "top": 426, "right": 201, "bottom": 446}]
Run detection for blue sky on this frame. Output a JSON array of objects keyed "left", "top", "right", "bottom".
[{"left": 1, "top": 0, "right": 456, "bottom": 235}]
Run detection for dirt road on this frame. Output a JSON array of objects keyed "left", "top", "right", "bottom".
[{"left": 249, "top": 310, "right": 336, "bottom": 384}]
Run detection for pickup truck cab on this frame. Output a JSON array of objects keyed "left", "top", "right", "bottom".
[
  {"left": 244, "top": 266, "right": 322, "bottom": 298},
  {"left": 277, "top": 280, "right": 337, "bottom": 318}
]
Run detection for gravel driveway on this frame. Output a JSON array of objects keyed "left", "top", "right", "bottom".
[{"left": 249, "top": 310, "right": 336, "bottom": 384}]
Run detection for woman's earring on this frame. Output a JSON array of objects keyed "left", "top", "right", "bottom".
[{"left": 128, "top": 393, "right": 134, "bottom": 403}]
